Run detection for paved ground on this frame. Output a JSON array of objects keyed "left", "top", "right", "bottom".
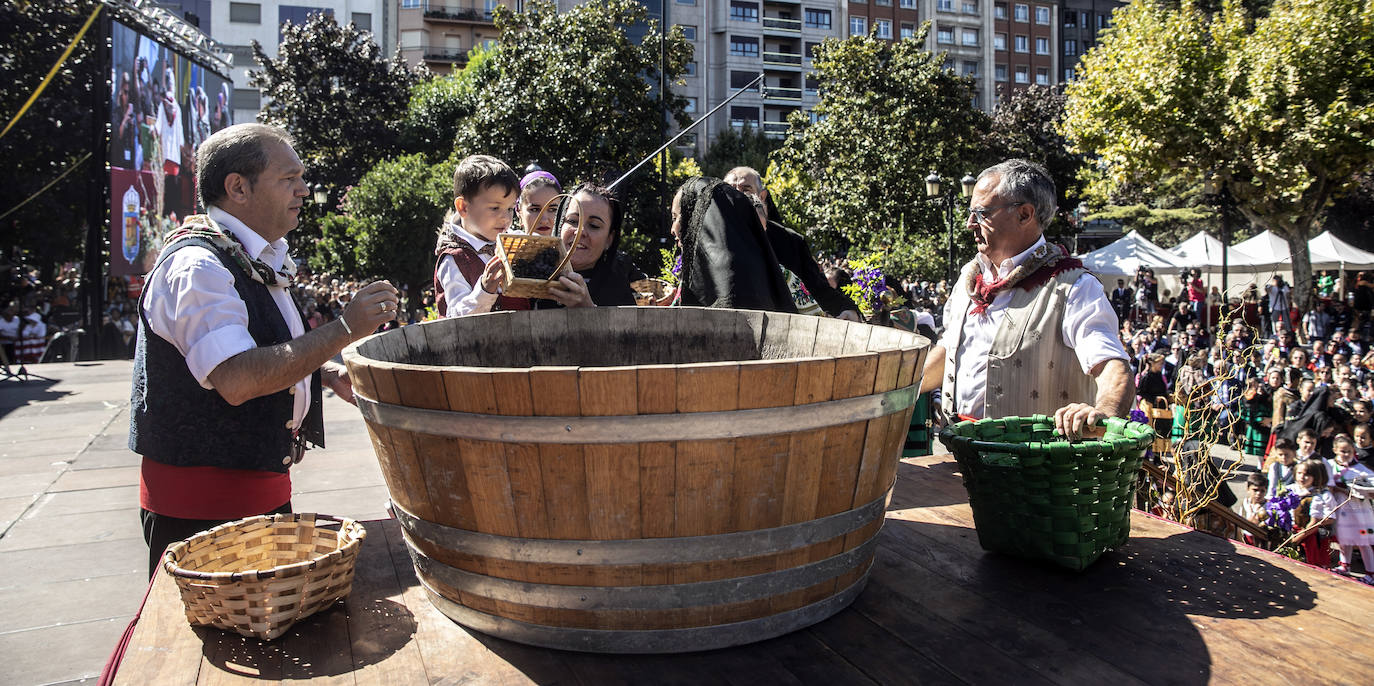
[
  {"left": 0, "top": 361, "right": 388, "bottom": 686},
  {"left": 0, "top": 361, "right": 1258, "bottom": 685}
]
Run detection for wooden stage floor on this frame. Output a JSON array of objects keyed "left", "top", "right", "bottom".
[{"left": 112, "top": 454, "right": 1374, "bottom": 685}]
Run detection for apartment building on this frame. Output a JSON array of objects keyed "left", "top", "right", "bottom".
[
  {"left": 1058, "top": 0, "right": 1122, "bottom": 82},
  {"left": 397, "top": 0, "right": 514, "bottom": 74}
]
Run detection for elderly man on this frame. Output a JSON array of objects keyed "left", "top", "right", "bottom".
[
  {"left": 132, "top": 124, "right": 399, "bottom": 576},
  {"left": 723, "top": 166, "right": 861, "bottom": 321},
  {"left": 919, "top": 159, "right": 1133, "bottom": 435}
]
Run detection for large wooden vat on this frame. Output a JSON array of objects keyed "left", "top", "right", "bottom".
[{"left": 342, "top": 307, "right": 929, "bottom": 653}]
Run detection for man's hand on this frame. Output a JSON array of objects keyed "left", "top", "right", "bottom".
[
  {"left": 1054, "top": 402, "right": 1109, "bottom": 439},
  {"left": 340, "top": 280, "right": 400, "bottom": 339},
  {"left": 546, "top": 271, "right": 595, "bottom": 308},
  {"left": 322, "top": 361, "right": 355, "bottom": 405},
  {"left": 837, "top": 310, "right": 862, "bottom": 322}
]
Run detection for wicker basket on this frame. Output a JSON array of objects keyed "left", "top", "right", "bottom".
[
  {"left": 497, "top": 232, "right": 571, "bottom": 299},
  {"left": 162, "top": 513, "right": 366, "bottom": 640},
  {"left": 940, "top": 415, "right": 1153, "bottom": 571}
]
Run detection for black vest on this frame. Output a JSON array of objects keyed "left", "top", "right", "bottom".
[{"left": 129, "top": 237, "right": 324, "bottom": 473}]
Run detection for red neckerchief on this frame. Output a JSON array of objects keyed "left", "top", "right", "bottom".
[{"left": 968, "top": 243, "right": 1084, "bottom": 316}]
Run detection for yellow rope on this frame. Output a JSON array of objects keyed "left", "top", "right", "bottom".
[
  {"left": 0, "top": 152, "right": 92, "bottom": 222},
  {"left": 0, "top": 4, "right": 103, "bottom": 140}
]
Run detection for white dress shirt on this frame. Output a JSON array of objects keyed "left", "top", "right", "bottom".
[
  {"left": 436, "top": 223, "right": 498, "bottom": 317},
  {"left": 939, "top": 236, "right": 1128, "bottom": 418},
  {"left": 143, "top": 206, "right": 309, "bottom": 428}
]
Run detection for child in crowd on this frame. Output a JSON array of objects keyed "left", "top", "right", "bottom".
[
  {"left": 1308, "top": 445, "right": 1374, "bottom": 583},
  {"left": 432, "top": 155, "right": 526, "bottom": 317},
  {"left": 1296, "top": 428, "right": 1320, "bottom": 462},
  {"left": 1290, "top": 459, "right": 1334, "bottom": 568},
  {"left": 1329, "top": 435, "right": 1374, "bottom": 486},
  {"left": 1266, "top": 437, "right": 1299, "bottom": 499},
  {"left": 518, "top": 170, "right": 561, "bottom": 236},
  {"left": 1241, "top": 472, "right": 1269, "bottom": 546},
  {"left": 1354, "top": 423, "right": 1374, "bottom": 463}
]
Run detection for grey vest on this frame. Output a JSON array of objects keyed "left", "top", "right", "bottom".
[{"left": 942, "top": 261, "right": 1097, "bottom": 419}]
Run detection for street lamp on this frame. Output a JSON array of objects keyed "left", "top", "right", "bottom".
[
  {"left": 312, "top": 183, "right": 328, "bottom": 205},
  {"left": 1203, "top": 172, "right": 1231, "bottom": 306},
  {"left": 927, "top": 172, "right": 976, "bottom": 285}
]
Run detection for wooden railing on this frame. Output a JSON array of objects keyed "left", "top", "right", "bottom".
[{"left": 1137, "top": 459, "right": 1273, "bottom": 547}]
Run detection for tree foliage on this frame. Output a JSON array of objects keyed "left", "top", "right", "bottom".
[
  {"left": 399, "top": 44, "right": 497, "bottom": 162},
  {"left": 700, "top": 125, "right": 781, "bottom": 180},
  {"left": 773, "top": 28, "right": 991, "bottom": 280},
  {"left": 249, "top": 12, "right": 420, "bottom": 253},
  {"left": 1063, "top": 0, "right": 1374, "bottom": 308},
  {"left": 0, "top": 0, "right": 100, "bottom": 283},
  {"left": 449, "top": 0, "right": 692, "bottom": 264},
  {"left": 988, "top": 85, "right": 1088, "bottom": 242}
]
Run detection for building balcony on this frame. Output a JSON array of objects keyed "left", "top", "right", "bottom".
[
  {"left": 420, "top": 5, "right": 493, "bottom": 24},
  {"left": 422, "top": 45, "right": 470, "bottom": 66},
  {"left": 762, "top": 85, "right": 803, "bottom": 101},
  {"left": 762, "top": 50, "right": 803, "bottom": 66},
  {"left": 762, "top": 121, "right": 790, "bottom": 138},
  {"left": 762, "top": 16, "right": 802, "bottom": 33}
]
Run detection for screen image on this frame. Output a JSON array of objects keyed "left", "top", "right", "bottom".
[{"left": 109, "top": 20, "right": 232, "bottom": 276}]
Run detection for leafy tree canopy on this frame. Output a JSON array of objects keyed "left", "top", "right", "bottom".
[
  {"left": 0, "top": 0, "right": 100, "bottom": 284},
  {"left": 988, "top": 85, "right": 1089, "bottom": 243},
  {"left": 700, "top": 124, "right": 781, "bottom": 180},
  {"left": 249, "top": 12, "right": 420, "bottom": 252},
  {"left": 400, "top": 43, "right": 497, "bottom": 162},
  {"left": 1063, "top": 0, "right": 1374, "bottom": 308},
  {"left": 773, "top": 27, "right": 991, "bottom": 280}
]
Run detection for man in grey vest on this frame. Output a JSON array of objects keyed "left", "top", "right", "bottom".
[
  {"left": 919, "top": 159, "right": 1133, "bottom": 437},
  {"left": 131, "top": 123, "right": 399, "bottom": 576}
]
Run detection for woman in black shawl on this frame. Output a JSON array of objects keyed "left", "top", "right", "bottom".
[
  {"left": 546, "top": 183, "right": 641, "bottom": 307},
  {"left": 671, "top": 177, "right": 796, "bottom": 313}
]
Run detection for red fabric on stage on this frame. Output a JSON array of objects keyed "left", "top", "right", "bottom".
[{"left": 139, "top": 457, "right": 290, "bottom": 520}]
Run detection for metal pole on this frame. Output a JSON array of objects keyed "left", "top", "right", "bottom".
[
  {"left": 945, "top": 188, "right": 955, "bottom": 286},
  {"left": 658, "top": 0, "right": 667, "bottom": 240},
  {"left": 609, "top": 73, "right": 764, "bottom": 191},
  {"left": 1220, "top": 183, "right": 1230, "bottom": 301},
  {"left": 83, "top": 12, "right": 109, "bottom": 359}
]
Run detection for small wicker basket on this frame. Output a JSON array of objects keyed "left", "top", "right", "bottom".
[
  {"left": 497, "top": 232, "right": 571, "bottom": 299},
  {"left": 162, "top": 513, "right": 366, "bottom": 640},
  {"left": 940, "top": 415, "right": 1153, "bottom": 571}
]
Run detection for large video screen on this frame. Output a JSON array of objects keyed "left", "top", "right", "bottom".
[{"left": 109, "top": 20, "right": 233, "bottom": 276}]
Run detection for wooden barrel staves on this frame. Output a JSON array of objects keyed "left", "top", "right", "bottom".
[{"left": 342, "top": 307, "right": 930, "bottom": 653}]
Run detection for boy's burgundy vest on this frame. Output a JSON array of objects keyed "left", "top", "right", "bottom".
[{"left": 433, "top": 243, "right": 530, "bottom": 315}]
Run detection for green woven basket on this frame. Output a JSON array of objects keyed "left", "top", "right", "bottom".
[{"left": 940, "top": 415, "right": 1154, "bottom": 571}]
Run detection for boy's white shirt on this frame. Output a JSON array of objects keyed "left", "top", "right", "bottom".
[{"left": 437, "top": 221, "right": 499, "bottom": 317}]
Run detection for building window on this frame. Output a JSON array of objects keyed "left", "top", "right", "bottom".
[
  {"left": 229, "top": 2, "right": 260, "bottom": 23},
  {"left": 1036, "top": 67, "right": 1049, "bottom": 85},
  {"left": 1014, "top": 65, "right": 1029, "bottom": 83},
  {"left": 232, "top": 88, "right": 260, "bottom": 109},
  {"left": 400, "top": 0, "right": 422, "bottom": 7},
  {"left": 962, "top": 61, "right": 979, "bottom": 76},
  {"left": 901, "top": 0, "right": 918, "bottom": 7},
  {"left": 900, "top": 23, "right": 915, "bottom": 40},
  {"left": 676, "top": 0, "right": 695, "bottom": 4},
  {"left": 684, "top": 97, "right": 698, "bottom": 113},
  {"left": 1098, "top": 13, "right": 1107, "bottom": 28},
  {"left": 351, "top": 12, "right": 371, "bottom": 31},
  {"left": 850, "top": 16, "right": 866, "bottom": 35},
  {"left": 804, "top": 9, "right": 831, "bottom": 29},
  {"left": 937, "top": 27, "right": 954, "bottom": 44},
  {"left": 1064, "top": 67, "right": 1075, "bottom": 81},
  {"left": 400, "top": 30, "right": 423, "bottom": 48},
  {"left": 972, "top": 93, "right": 980, "bottom": 109},
  {"left": 876, "top": 0, "right": 891, "bottom": 5},
  {"left": 994, "top": 32, "right": 1007, "bottom": 50},
  {"left": 679, "top": 25, "right": 697, "bottom": 41},
  {"left": 1035, "top": 6, "right": 1051, "bottom": 24},
  {"left": 1035, "top": 37, "right": 1049, "bottom": 54},
  {"left": 1014, "top": 35, "right": 1028, "bottom": 52},
  {"left": 730, "top": 105, "right": 760, "bottom": 128},
  {"left": 804, "top": 76, "right": 819, "bottom": 94},
  {"left": 875, "top": 19, "right": 892, "bottom": 39},
  {"left": 943, "top": 57, "right": 955, "bottom": 71},
  {"left": 995, "top": 64, "right": 1008, "bottom": 81},
  {"left": 1014, "top": 3, "right": 1029, "bottom": 21},
  {"left": 729, "top": 35, "right": 760, "bottom": 57},
  {"left": 962, "top": 2, "right": 978, "bottom": 14},
  {"left": 685, "top": 61, "right": 697, "bottom": 76},
  {"left": 995, "top": 3, "right": 1008, "bottom": 19},
  {"left": 961, "top": 28, "right": 978, "bottom": 46},
  {"left": 937, "top": 0, "right": 953, "bottom": 11},
  {"left": 1064, "top": 39, "right": 1077, "bottom": 56},
  {"left": 730, "top": 2, "right": 759, "bottom": 22},
  {"left": 805, "top": 42, "right": 821, "bottom": 60},
  {"left": 730, "top": 70, "right": 756, "bottom": 90},
  {"left": 1064, "top": 12, "right": 1077, "bottom": 27}
]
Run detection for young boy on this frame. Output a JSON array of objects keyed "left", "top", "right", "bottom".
[
  {"left": 1266, "top": 437, "right": 1300, "bottom": 499},
  {"left": 433, "top": 155, "right": 524, "bottom": 317}
]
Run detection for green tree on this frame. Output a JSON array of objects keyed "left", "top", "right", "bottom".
[
  {"left": 249, "top": 12, "right": 420, "bottom": 254},
  {"left": 0, "top": 0, "right": 100, "bottom": 285},
  {"left": 449, "top": 0, "right": 692, "bottom": 265},
  {"left": 988, "top": 85, "right": 1089, "bottom": 243},
  {"left": 1063, "top": 0, "right": 1374, "bottom": 309},
  {"left": 700, "top": 124, "right": 781, "bottom": 179},
  {"left": 312, "top": 154, "right": 452, "bottom": 297},
  {"left": 399, "top": 44, "right": 497, "bottom": 163},
  {"left": 774, "top": 28, "right": 991, "bottom": 280}
]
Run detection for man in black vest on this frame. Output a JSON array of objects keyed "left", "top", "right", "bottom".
[{"left": 131, "top": 123, "right": 398, "bottom": 576}]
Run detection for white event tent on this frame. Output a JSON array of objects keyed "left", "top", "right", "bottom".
[
  {"left": 1076, "top": 230, "right": 1190, "bottom": 287},
  {"left": 1309, "top": 231, "right": 1374, "bottom": 271},
  {"left": 1169, "top": 231, "right": 1269, "bottom": 274}
]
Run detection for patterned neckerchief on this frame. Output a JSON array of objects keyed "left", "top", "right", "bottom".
[
  {"left": 964, "top": 242, "right": 1082, "bottom": 316},
  {"left": 164, "top": 214, "right": 296, "bottom": 286}
]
